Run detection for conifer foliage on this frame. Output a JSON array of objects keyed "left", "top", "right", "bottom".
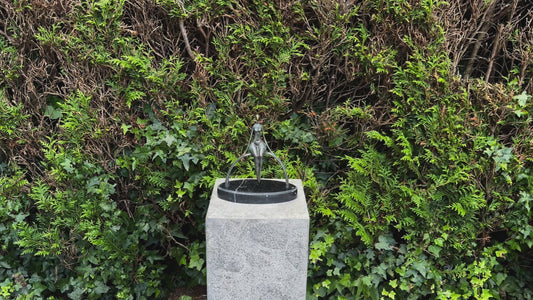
[{"left": 1, "top": 0, "right": 532, "bottom": 298}]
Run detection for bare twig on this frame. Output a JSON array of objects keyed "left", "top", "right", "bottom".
[
  {"left": 464, "top": 0, "right": 497, "bottom": 79},
  {"left": 161, "top": 225, "right": 190, "bottom": 251},
  {"left": 179, "top": 18, "right": 196, "bottom": 61},
  {"left": 485, "top": 24, "right": 503, "bottom": 83},
  {"left": 175, "top": 0, "right": 196, "bottom": 61}
]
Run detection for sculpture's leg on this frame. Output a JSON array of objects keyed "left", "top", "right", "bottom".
[
  {"left": 254, "top": 155, "right": 263, "bottom": 182},
  {"left": 266, "top": 152, "right": 289, "bottom": 189}
]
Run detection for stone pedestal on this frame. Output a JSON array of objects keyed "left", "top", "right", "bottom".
[{"left": 206, "top": 178, "right": 309, "bottom": 300}]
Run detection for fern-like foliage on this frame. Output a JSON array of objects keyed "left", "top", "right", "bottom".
[{"left": 338, "top": 146, "right": 400, "bottom": 246}]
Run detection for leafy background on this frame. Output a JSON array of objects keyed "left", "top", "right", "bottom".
[{"left": 1, "top": 0, "right": 532, "bottom": 299}]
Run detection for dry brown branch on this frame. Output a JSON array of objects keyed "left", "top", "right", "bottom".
[
  {"left": 464, "top": 0, "right": 496, "bottom": 79},
  {"left": 486, "top": 24, "right": 503, "bottom": 83},
  {"left": 179, "top": 18, "right": 196, "bottom": 60}
]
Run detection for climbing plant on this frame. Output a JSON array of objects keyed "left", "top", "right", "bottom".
[{"left": 1, "top": 0, "right": 532, "bottom": 298}]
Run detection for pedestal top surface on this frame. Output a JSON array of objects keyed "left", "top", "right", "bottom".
[{"left": 207, "top": 178, "right": 309, "bottom": 220}]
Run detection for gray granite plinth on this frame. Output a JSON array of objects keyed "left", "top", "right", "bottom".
[{"left": 206, "top": 178, "right": 309, "bottom": 300}]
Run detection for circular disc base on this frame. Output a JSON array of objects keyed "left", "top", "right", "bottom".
[{"left": 217, "top": 179, "right": 297, "bottom": 204}]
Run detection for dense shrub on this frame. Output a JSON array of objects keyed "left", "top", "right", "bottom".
[{"left": 1, "top": 0, "right": 532, "bottom": 298}]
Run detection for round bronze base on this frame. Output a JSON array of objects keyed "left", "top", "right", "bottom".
[{"left": 217, "top": 179, "right": 297, "bottom": 204}]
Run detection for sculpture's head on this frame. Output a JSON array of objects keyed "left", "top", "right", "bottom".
[{"left": 252, "top": 122, "right": 263, "bottom": 134}]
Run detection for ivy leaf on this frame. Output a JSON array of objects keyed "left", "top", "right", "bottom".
[
  {"left": 99, "top": 201, "right": 113, "bottom": 212},
  {"left": 493, "top": 146, "right": 513, "bottom": 171},
  {"left": 428, "top": 245, "right": 442, "bottom": 257},
  {"left": 411, "top": 260, "right": 428, "bottom": 278},
  {"left": 121, "top": 123, "right": 131, "bottom": 135},
  {"left": 181, "top": 153, "right": 191, "bottom": 171},
  {"left": 15, "top": 213, "right": 28, "bottom": 223},
  {"left": 86, "top": 177, "right": 100, "bottom": 194},
  {"left": 163, "top": 133, "right": 176, "bottom": 146},
  {"left": 514, "top": 109, "right": 526, "bottom": 118},
  {"left": 338, "top": 273, "right": 352, "bottom": 288},
  {"left": 188, "top": 253, "right": 204, "bottom": 271},
  {"left": 494, "top": 273, "right": 507, "bottom": 285},
  {"left": 153, "top": 149, "right": 166, "bottom": 163},
  {"left": 60, "top": 158, "right": 74, "bottom": 173},
  {"left": 44, "top": 105, "right": 62, "bottom": 120},
  {"left": 389, "top": 279, "right": 398, "bottom": 288},
  {"left": 68, "top": 286, "right": 85, "bottom": 300},
  {"left": 0, "top": 260, "right": 11, "bottom": 269},
  {"left": 519, "top": 191, "right": 532, "bottom": 214},
  {"left": 150, "top": 120, "right": 165, "bottom": 131},
  {"left": 94, "top": 281, "right": 110, "bottom": 294},
  {"left": 514, "top": 91, "right": 531, "bottom": 107},
  {"left": 375, "top": 234, "right": 396, "bottom": 251}
]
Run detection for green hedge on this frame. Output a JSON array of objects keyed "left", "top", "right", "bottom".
[{"left": 1, "top": 0, "right": 532, "bottom": 298}]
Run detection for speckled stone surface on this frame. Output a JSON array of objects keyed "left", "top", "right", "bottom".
[{"left": 206, "top": 179, "right": 309, "bottom": 300}]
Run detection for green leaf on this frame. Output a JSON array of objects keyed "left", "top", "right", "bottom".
[
  {"left": 375, "top": 234, "right": 396, "bottom": 251},
  {"left": 0, "top": 260, "right": 11, "bottom": 269},
  {"left": 188, "top": 253, "right": 204, "bottom": 271},
  {"left": 411, "top": 260, "right": 428, "bottom": 278},
  {"left": 68, "top": 286, "right": 85, "bottom": 300},
  {"left": 428, "top": 245, "right": 442, "bottom": 257},
  {"left": 121, "top": 123, "right": 131, "bottom": 135},
  {"left": 86, "top": 176, "right": 100, "bottom": 194},
  {"left": 44, "top": 105, "right": 63, "bottom": 119},
  {"left": 338, "top": 273, "right": 352, "bottom": 287},
  {"left": 163, "top": 133, "right": 176, "bottom": 146},
  {"left": 513, "top": 91, "right": 531, "bottom": 107},
  {"left": 389, "top": 279, "right": 398, "bottom": 289},
  {"left": 60, "top": 158, "right": 74, "bottom": 173},
  {"left": 181, "top": 153, "right": 192, "bottom": 171},
  {"left": 494, "top": 272, "right": 507, "bottom": 285},
  {"left": 94, "top": 281, "right": 110, "bottom": 294},
  {"left": 365, "top": 131, "right": 394, "bottom": 147},
  {"left": 15, "top": 213, "right": 28, "bottom": 223}
]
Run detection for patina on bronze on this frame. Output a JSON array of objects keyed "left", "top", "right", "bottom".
[{"left": 217, "top": 121, "right": 297, "bottom": 204}]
